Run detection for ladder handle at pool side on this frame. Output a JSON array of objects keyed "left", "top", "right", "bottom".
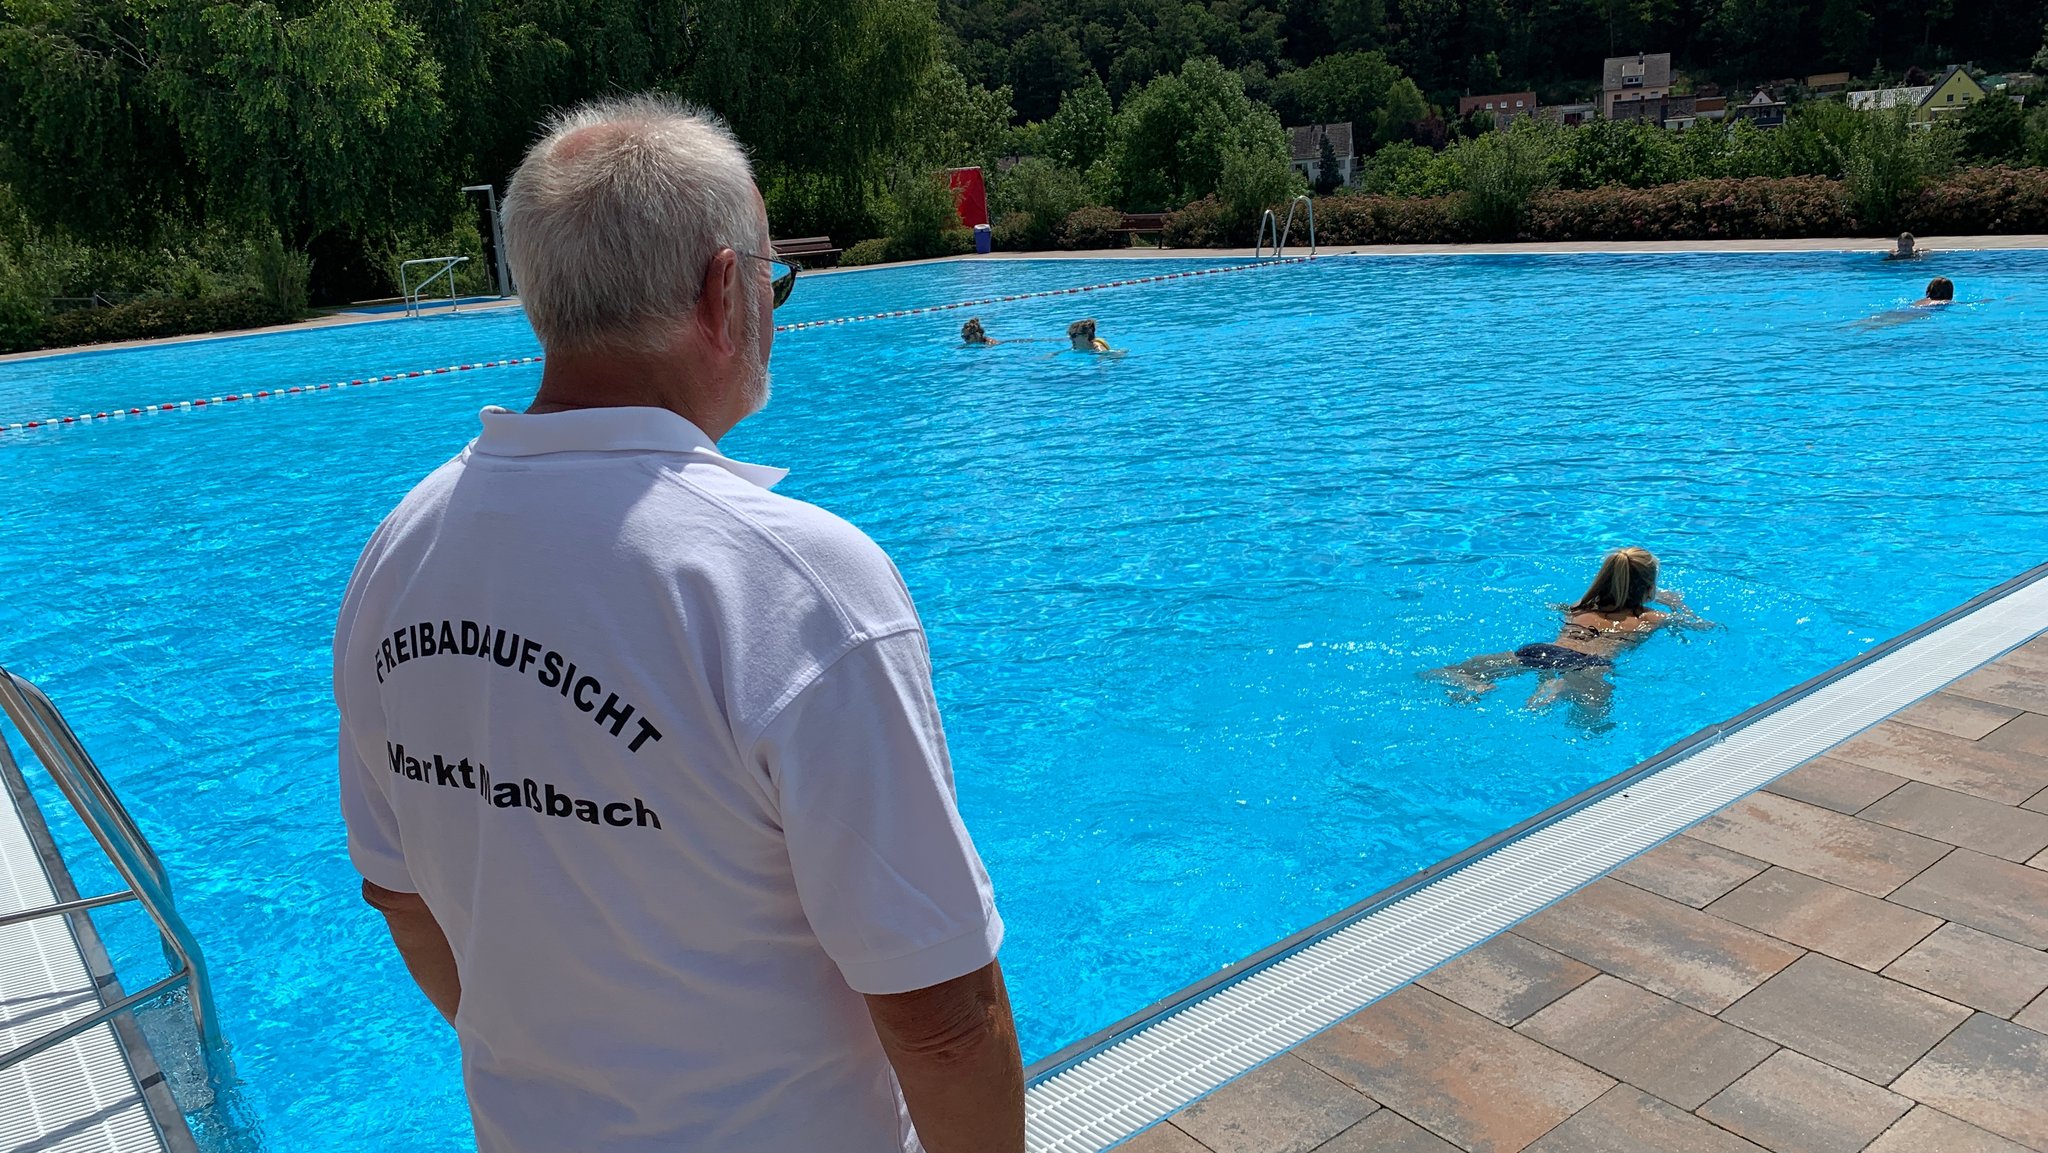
[
  {"left": 0, "top": 666, "right": 229, "bottom": 1085},
  {"left": 1254, "top": 195, "right": 1317, "bottom": 259}
]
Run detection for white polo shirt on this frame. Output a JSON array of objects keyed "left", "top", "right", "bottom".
[{"left": 334, "top": 406, "right": 1002, "bottom": 1153}]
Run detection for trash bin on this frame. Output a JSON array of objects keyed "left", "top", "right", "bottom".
[{"left": 973, "top": 224, "right": 992, "bottom": 254}]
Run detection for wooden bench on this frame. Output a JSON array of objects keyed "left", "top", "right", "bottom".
[
  {"left": 772, "top": 235, "right": 841, "bottom": 266},
  {"left": 1111, "top": 213, "right": 1169, "bottom": 246}
]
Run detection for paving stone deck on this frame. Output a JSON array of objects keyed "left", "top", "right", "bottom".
[{"left": 1118, "top": 634, "right": 2048, "bottom": 1153}]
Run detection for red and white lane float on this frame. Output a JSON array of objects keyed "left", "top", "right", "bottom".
[{"left": 2, "top": 256, "right": 1317, "bottom": 435}]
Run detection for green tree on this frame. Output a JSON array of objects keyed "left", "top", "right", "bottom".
[
  {"left": 1313, "top": 131, "right": 1344, "bottom": 193},
  {"left": 1106, "top": 56, "right": 1290, "bottom": 210},
  {"left": 1552, "top": 118, "right": 1678, "bottom": 189},
  {"left": 1376, "top": 76, "right": 1428, "bottom": 147},
  {"left": 1044, "top": 74, "right": 1113, "bottom": 170},
  {"left": 1833, "top": 104, "right": 1945, "bottom": 230},
  {"left": 1452, "top": 118, "right": 1554, "bottom": 238},
  {"left": 1268, "top": 51, "right": 1401, "bottom": 138},
  {"left": 988, "top": 157, "right": 1091, "bottom": 245},
  {"left": 905, "top": 60, "right": 1015, "bottom": 172},
  {"left": 1954, "top": 91, "right": 2026, "bottom": 163}
]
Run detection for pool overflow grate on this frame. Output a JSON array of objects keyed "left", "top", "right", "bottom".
[
  {"left": 1021, "top": 564, "right": 2048, "bottom": 1153},
  {"left": 0, "top": 257, "right": 1318, "bottom": 435}
]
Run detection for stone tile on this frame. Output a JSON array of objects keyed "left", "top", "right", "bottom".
[
  {"left": 2027, "top": 785, "right": 2048, "bottom": 816},
  {"left": 1719, "top": 953, "right": 1971, "bottom": 1084},
  {"left": 1114, "top": 1122, "right": 1209, "bottom": 1152},
  {"left": 1523, "top": 1087, "right": 1767, "bottom": 1153},
  {"left": 1698, "top": 1050, "right": 1911, "bottom": 1153},
  {"left": 1417, "top": 932, "right": 1600, "bottom": 1027},
  {"left": 1863, "top": 1105, "right": 2035, "bottom": 1153},
  {"left": 1761, "top": 757, "right": 1908, "bottom": 815},
  {"left": 2016, "top": 990, "right": 2048, "bottom": 1033},
  {"left": 1705, "top": 867, "right": 1940, "bottom": 971},
  {"left": 1889, "top": 850, "right": 2048, "bottom": 948},
  {"left": 1826, "top": 719, "right": 2048, "bottom": 806},
  {"left": 1609, "top": 836, "right": 1770, "bottom": 909},
  {"left": 1686, "top": 792, "right": 1952, "bottom": 897},
  {"left": 1979, "top": 711, "right": 2048, "bottom": 759},
  {"left": 1173, "top": 1055, "right": 1378, "bottom": 1153},
  {"left": 1312, "top": 1111, "right": 1460, "bottom": 1153},
  {"left": 1882, "top": 923, "right": 2048, "bottom": 1018},
  {"left": 1513, "top": 879, "right": 1801, "bottom": 1012},
  {"left": 1517, "top": 975, "right": 1776, "bottom": 1110},
  {"left": 1890, "top": 693, "right": 2025, "bottom": 740},
  {"left": 1892, "top": 1012, "right": 2048, "bottom": 1149},
  {"left": 2031, "top": 843, "right": 2048, "bottom": 870},
  {"left": 1945, "top": 664, "right": 2048, "bottom": 718},
  {"left": 1296, "top": 987, "right": 1612, "bottom": 1153},
  {"left": 1860, "top": 782, "right": 2048, "bottom": 862}
]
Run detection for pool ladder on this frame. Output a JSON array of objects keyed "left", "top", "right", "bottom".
[
  {"left": 1255, "top": 195, "right": 1317, "bottom": 259},
  {"left": 0, "top": 664, "right": 230, "bottom": 1091}
]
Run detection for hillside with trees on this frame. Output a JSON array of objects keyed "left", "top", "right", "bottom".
[{"left": 2, "top": 0, "right": 2047, "bottom": 351}]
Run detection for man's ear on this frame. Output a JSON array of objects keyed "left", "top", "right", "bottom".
[{"left": 696, "top": 248, "right": 740, "bottom": 355}]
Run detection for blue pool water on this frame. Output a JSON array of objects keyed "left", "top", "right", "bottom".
[{"left": 3, "top": 251, "right": 2045, "bottom": 1150}]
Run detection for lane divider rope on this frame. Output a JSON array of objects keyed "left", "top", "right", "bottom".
[{"left": 1, "top": 256, "right": 1317, "bottom": 435}]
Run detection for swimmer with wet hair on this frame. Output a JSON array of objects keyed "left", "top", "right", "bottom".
[
  {"left": 1915, "top": 277, "right": 1954, "bottom": 306},
  {"left": 1067, "top": 318, "right": 1112, "bottom": 353},
  {"left": 1886, "top": 233, "right": 1919, "bottom": 260},
  {"left": 1424, "top": 547, "right": 1715, "bottom": 727},
  {"left": 961, "top": 317, "right": 997, "bottom": 345}
]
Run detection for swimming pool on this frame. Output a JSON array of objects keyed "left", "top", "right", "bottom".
[{"left": 3, "top": 250, "right": 2045, "bottom": 1150}]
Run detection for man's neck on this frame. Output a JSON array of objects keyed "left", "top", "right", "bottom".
[{"left": 528, "top": 348, "right": 732, "bottom": 440}]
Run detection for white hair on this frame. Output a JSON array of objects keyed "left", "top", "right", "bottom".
[{"left": 504, "top": 95, "right": 766, "bottom": 354}]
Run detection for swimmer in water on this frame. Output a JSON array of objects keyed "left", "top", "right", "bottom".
[
  {"left": 961, "top": 317, "right": 997, "bottom": 345},
  {"left": 1885, "top": 232, "right": 1920, "bottom": 260},
  {"left": 1424, "top": 547, "right": 1714, "bottom": 726},
  {"left": 1068, "top": 318, "right": 1114, "bottom": 353},
  {"left": 1914, "top": 276, "right": 1954, "bottom": 307}
]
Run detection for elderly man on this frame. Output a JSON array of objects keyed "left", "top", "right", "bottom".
[{"left": 334, "top": 96, "right": 1022, "bottom": 1153}]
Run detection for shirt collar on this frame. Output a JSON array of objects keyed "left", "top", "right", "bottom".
[{"left": 472, "top": 406, "right": 788, "bottom": 490}]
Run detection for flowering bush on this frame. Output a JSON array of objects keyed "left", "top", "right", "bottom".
[
  {"left": 1903, "top": 166, "right": 2048, "bottom": 234},
  {"left": 1521, "top": 178, "right": 1853, "bottom": 241},
  {"left": 1313, "top": 194, "right": 1472, "bottom": 244},
  {"left": 1055, "top": 205, "right": 1126, "bottom": 249}
]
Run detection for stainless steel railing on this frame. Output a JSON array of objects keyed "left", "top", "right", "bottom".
[
  {"left": 1253, "top": 195, "right": 1318, "bottom": 258},
  {"left": 0, "top": 665, "right": 226, "bottom": 1080}
]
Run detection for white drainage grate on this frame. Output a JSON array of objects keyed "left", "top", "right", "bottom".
[{"left": 1024, "top": 569, "right": 2048, "bottom": 1153}]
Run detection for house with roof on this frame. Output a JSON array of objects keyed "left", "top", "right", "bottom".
[
  {"left": 1847, "top": 66, "right": 1988, "bottom": 123},
  {"left": 1458, "top": 92, "right": 1539, "bottom": 129},
  {"left": 1728, "top": 88, "right": 1787, "bottom": 127},
  {"left": 1602, "top": 52, "right": 1673, "bottom": 118},
  {"left": 1805, "top": 71, "right": 1851, "bottom": 93},
  {"left": 1286, "top": 123, "right": 1354, "bottom": 188}
]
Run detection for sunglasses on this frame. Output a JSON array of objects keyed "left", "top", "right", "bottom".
[{"left": 741, "top": 252, "right": 801, "bottom": 309}]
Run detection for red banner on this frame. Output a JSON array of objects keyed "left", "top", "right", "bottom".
[{"left": 948, "top": 167, "right": 989, "bottom": 229}]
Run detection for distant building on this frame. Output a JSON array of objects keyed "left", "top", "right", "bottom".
[
  {"left": 1847, "top": 66, "right": 1987, "bottom": 123},
  {"left": 1602, "top": 52, "right": 1673, "bottom": 118},
  {"left": 1729, "top": 88, "right": 1788, "bottom": 127},
  {"left": 1609, "top": 92, "right": 1699, "bottom": 129},
  {"left": 1695, "top": 95, "right": 1728, "bottom": 121},
  {"left": 1458, "top": 91, "right": 1539, "bottom": 129},
  {"left": 1286, "top": 122, "right": 1355, "bottom": 187},
  {"left": 1544, "top": 102, "right": 1599, "bottom": 126},
  {"left": 1805, "top": 71, "right": 1851, "bottom": 93}
]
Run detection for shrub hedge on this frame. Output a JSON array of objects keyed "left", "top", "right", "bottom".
[
  {"left": 1903, "top": 165, "right": 2048, "bottom": 234},
  {"left": 1520, "top": 177, "right": 1853, "bottom": 241},
  {"left": 2, "top": 292, "right": 299, "bottom": 354},
  {"left": 1056, "top": 205, "right": 1124, "bottom": 249},
  {"left": 1161, "top": 170, "right": 2048, "bottom": 248}
]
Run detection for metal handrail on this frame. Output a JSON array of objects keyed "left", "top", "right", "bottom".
[
  {"left": 1280, "top": 194, "right": 1317, "bottom": 256},
  {"left": 0, "top": 666, "right": 227, "bottom": 1081},
  {"left": 1253, "top": 208, "right": 1281, "bottom": 258},
  {"left": 399, "top": 255, "right": 470, "bottom": 318}
]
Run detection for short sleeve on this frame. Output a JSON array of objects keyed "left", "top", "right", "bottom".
[
  {"left": 334, "top": 576, "right": 416, "bottom": 895},
  {"left": 756, "top": 630, "right": 1002, "bottom": 995}
]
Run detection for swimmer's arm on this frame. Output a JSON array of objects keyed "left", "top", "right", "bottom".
[{"left": 1652, "top": 590, "right": 1717, "bottom": 630}]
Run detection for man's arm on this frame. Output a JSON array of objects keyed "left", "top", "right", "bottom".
[
  {"left": 363, "top": 881, "right": 461, "bottom": 1024},
  {"left": 863, "top": 960, "right": 1024, "bottom": 1153}
]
